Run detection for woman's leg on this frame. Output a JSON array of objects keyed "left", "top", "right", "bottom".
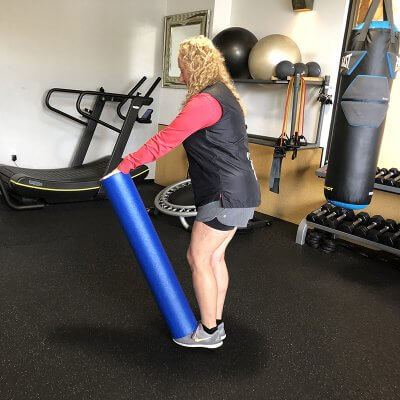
[
  {"left": 210, "top": 228, "right": 237, "bottom": 320},
  {"left": 187, "top": 221, "right": 237, "bottom": 329}
]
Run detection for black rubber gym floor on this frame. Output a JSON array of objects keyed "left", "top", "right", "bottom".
[{"left": 1, "top": 181, "right": 399, "bottom": 400}]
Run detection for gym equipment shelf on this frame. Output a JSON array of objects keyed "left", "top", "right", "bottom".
[
  {"left": 315, "top": 165, "right": 400, "bottom": 195},
  {"left": 234, "top": 76, "right": 325, "bottom": 86},
  {"left": 296, "top": 213, "right": 400, "bottom": 257},
  {"left": 235, "top": 75, "right": 331, "bottom": 149},
  {"left": 247, "top": 133, "right": 321, "bottom": 149}
]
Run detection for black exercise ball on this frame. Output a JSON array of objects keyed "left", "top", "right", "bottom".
[
  {"left": 306, "top": 61, "right": 321, "bottom": 77},
  {"left": 294, "top": 62, "right": 308, "bottom": 76},
  {"left": 275, "top": 60, "right": 295, "bottom": 80},
  {"left": 212, "top": 27, "right": 258, "bottom": 79}
]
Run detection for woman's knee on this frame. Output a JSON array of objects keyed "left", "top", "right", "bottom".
[
  {"left": 186, "top": 248, "right": 194, "bottom": 268},
  {"left": 210, "top": 249, "right": 225, "bottom": 268},
  {"left": 186, "top": 247, "right": 211, "bottom": 271}
]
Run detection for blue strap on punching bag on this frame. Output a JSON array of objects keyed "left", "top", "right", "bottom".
[
  {"left": 325, "top": 0, "right": 399, "bottom": 209},
  {"left": 102, "top": 172, "right": 197, "bottom": 339}
]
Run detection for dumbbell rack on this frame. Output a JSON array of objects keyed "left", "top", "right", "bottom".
[
  {"left": 296, "top": 213, "right": 400, "bottom": 257},
  {"left": 315, "top": 165, "right": 400, "bottom": 195}
]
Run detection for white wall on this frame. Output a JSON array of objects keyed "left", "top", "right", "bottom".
[{"left": 0, "top": 0, "right": 165, "bottom": 177}]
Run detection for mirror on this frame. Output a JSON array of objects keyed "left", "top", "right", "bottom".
[{"left": 162, "top": 10, "right": 211, "bottom": 88}]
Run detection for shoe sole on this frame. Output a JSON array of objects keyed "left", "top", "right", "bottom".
[{"left": 173, "top": 339, "right": 223, "bottom": 349}]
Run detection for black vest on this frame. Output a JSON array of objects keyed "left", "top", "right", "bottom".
[{"left": 183, "top": 82, "right": 261, "bottom": 208}]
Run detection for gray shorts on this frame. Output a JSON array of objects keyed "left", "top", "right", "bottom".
[{"left": 195, "top": 201, "right": 255, "bottom": 228}]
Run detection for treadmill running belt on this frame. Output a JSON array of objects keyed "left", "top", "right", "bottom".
[
  {"left": 0, "top": 157, "right": 110, "bottom": 182},
  {"left": 0, "top": 156, "right": 149, "bottom": 204}
]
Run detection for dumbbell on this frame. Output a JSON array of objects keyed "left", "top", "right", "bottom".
[
  {"left": 376, "top": 168, "right": 399, "bottom": 185},
  {"left": 316, "top": 207, "right": 344, "bottom": 225},
  {"left": 305, "top": 230, "right": 324, "bottom": 248},
  {"left": 379, "top": 223, "right": 400, "bottom": 247},
  {"left": 338, "top": 212, "right": 369, "bottom": 233},
  {"left": 386, "top": 173, "right": 400, "bottom": 187},
  {"left": 319, "top": 208, "right": 355, "bottom": 229},
  {"left": 320, "top": 236, "right": 337, "bottom": 253},
  {"left": 306, "top": 203, "right": 336, "bottom": 223},
  {"left": 305, "top": 230, "right": 336, "bottom": 252},
  {"left": 374, "top": 168, "right": 388, "bottom": 181},
  {"left": 366, "top": 219, "right": 397, "bottom": 242},
  {"left": 354, "top": 215, "right": 385, "bottom": 238}
]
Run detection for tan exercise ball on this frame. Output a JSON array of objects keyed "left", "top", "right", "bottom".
[{"left": 248, "top": 34, "right": 302, "bottom": 80}]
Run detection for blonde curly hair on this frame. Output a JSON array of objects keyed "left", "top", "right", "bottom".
[{"left": 178, "top": 35, "right": 246, "bottom": 115}]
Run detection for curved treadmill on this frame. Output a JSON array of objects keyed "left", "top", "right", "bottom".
[
  {"left": 0, "top": 76, "right": 160, "bottom": 210},
  {"left": 0, "top": 157, "right": 148, "bottom": 204}
]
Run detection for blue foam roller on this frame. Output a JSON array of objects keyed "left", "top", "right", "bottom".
[{"left": 102, "top": 172, "right": 197, "bottom": 339}]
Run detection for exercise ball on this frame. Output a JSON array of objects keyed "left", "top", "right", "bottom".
[
  {"left": 294, "top": 62, "right": 308, "bottom": 76},
  {"left": 212, "top": 27, "right": 258, "bottom": 79},
  {"left": 248, "top": 34, "right": 301, "bottom": 80},
  {"left": 275, "top": 60, "right": 295, "bottom": 80},
  {"left": 306, "top": 61, "right": 321, "bottom": 77}
]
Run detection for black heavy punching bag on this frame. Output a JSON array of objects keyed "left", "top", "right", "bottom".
[{"left": 325, "top": 0, "right": 399, "bottom": 209}]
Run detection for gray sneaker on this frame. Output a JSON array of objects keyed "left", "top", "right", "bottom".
[
  {"left": 173, "top": 323, "right": 223, "bottom": 349},
  {"left": 218, "top": 322, "right": 226, "bottom": 340}
]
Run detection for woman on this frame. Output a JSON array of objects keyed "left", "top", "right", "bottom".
[{"left": 104, "top": 35, "right": 260, "bottom": 349}]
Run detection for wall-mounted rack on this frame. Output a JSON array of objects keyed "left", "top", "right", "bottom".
[
  {"left": 235, "top": 75, "right": 331, "bottom": 149},
  {"left": 234, "top": 76, "right": 325, "bottom": 86}
]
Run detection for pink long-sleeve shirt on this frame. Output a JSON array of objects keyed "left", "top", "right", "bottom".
[{"left": 118, "top": 93, "right": 223, "bottom": 174}]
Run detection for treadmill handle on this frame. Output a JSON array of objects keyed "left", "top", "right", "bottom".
[
  {"left": 45, "top": 88, "right": 90, "bottom": 126},
  {"left": 144, "top": 77, "right": 161, "bottom": 98},
  {"left": 76, "top": 90, "right": 153, "bottom": 133},
  {"left": 116, "top": 76, "right": 147, "bottom": 120},
  {"left": 117, "top": 77, "right": 160, "bottom": 120}
]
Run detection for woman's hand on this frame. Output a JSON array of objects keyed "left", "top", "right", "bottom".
[{"left": 101, "top": 168, "right": 121, "bottom": 181}]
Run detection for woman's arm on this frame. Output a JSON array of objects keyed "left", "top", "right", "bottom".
[{"left": 117, "top": 93, "right": 222, "bottom": 174}]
